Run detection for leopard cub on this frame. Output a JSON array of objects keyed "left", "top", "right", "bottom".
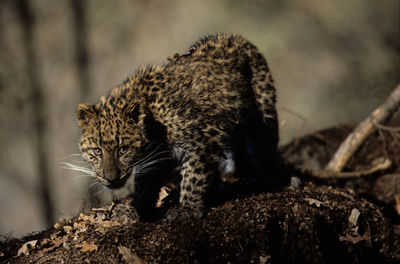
[{"left": 76, "top": 34, "right": 289, "bottom": 220}]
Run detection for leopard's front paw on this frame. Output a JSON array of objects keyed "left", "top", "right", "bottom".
[
  {"left": 165, "top": 205, "right": 203, "bottom": 221},
  {"left": 110, "top": 200, "right": 140, "bottom": 221}
]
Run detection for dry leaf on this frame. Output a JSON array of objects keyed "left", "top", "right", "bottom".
[
  {"left": 118, "top": 246, "right": 148, "bottom": 264},
  {"left": 75, "top": 241, "right": 98, "bottom": 252},
  {"left": 53, "top": 222, "right": 63, "bottom": 230},
  {"left": 304, "top": 198, "right": 324, "bottom": 207},
  {"left": 94, "top": 220, "right": 121, "bottom": 234},
  {"left": 78, "top": 213, "right": 87, "bottom": 221},
  {"left": 78, "top": 213, "right": 96, "bottom": 223},
  {"left": 53, "top": 236, "right": 67, "bottom": 248},
  {"left": 37, "top": 236, "right": 68, "bottom": 256},
  {"left": 80, "top": 214, "right": 96, "bottom": 223},
  {"left": 40, "top": 238, "right": 50, "bottom": 247},
  {"left": 73, "top": 221, "right": 88, "bottom": 233},
  {"left": 17, "top": 240, "right": 38, "bottom": 256},
  {"left": 63, "top": 225, "right": 73, "bottom": 234},
  {"left": 50, "top": 231, "right": 61, "bottom": 240},
  {"left": 54, "top": 218, "right": 72, "bottom": 230},
  {"left": 94, "top": 212, "right": 107, "bottom": 221},
  {"left": 101, "top": 220, "right": 120, "bottom": 228}
]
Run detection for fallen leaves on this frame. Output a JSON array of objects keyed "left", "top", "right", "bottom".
[
  {"left": 11, "top": 206, "right": 137, "bottom": 259},
  {"left": 52, "top": 236, "right": 68, "bottom": 248},
  {"left": 75, "top": 241, "right": 99, "bottom": 252},
  {"left": 63, "top": 225, "right": 73, "bottom": 234},
  {"left": 35, "top": 236, "right": 69, "bottom": 258},
  {"left": 53, "top": 217, "right": 72, "bottom": 230}
]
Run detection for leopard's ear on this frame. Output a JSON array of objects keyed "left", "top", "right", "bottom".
[
  {"left": 76, "top": 103, "right": 96, "bottom": 128},
  {"left": 123, "top": 103, "right": 141, "bottom": 124}
]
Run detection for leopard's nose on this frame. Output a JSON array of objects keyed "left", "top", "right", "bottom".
[
  {"left": 103, "top": 167, "right": 119, "bottom": 181},
  {"left": 103, "top": 152, "right": 119, "bottom": 181}
]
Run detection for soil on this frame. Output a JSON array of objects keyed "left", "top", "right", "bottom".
[{"left": 1, "top": 124, "right": 400, "bottom": 264}]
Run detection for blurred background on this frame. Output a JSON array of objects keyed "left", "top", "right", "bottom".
[{"left": 0, "top": 0, "right": 398, "bottom": 237}]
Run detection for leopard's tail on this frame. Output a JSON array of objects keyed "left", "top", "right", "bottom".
[{"left": 247, "top": 45, "right": 279, "bottom": 145}]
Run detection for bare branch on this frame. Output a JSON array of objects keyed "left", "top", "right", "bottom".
[
  {"left": 306, "top": 158, "right": 391, "bottom": 179},
  {"left": 325, "top": 83, "right": 400, "bottom": 172}
]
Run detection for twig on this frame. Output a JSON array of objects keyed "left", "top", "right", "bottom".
[
  {"left": 304, "top": 158, "right": 391, "bottom": 179},
  {"left": 374, "top": 121, "right": 400, "bottom": 148},
  {"left": 377, "top": 129, "right": 389, "bottom": 158},
  {"left": 390, "top": 131, "right": 400, "bottom": 148},
  {"left": 373, "top": 122, "right": 400, "bottom": 132},
  {"left": 325, "top": 83, "right": 400, "bottom": 173}
]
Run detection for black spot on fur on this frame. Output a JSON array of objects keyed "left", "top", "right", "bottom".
[
  {"left": 194, "top": 167, "right": 202, "bottom": 175},
  {"left": 190, "top": 177, "right": 197, "bottom": 184}
]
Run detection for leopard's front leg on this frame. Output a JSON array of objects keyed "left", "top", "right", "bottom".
[{"left": 167, "top": 142, "right": 222, "bottom": 220}]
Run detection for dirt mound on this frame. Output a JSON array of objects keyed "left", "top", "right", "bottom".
[
  {"left": 2, "top": 124, "right": 400, "bottom": 263},
  {"left": 2, "top": 184, "right": 399, "bottom": 264},
  {"left": 280, "top": 124, "right": 400, "bottom": 214}
]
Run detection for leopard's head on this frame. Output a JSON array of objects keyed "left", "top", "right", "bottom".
[{"left": 76, "top": 98, "right": 154, "bottom": 189}]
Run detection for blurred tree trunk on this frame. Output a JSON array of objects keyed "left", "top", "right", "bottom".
[
  {"left": 70, "top": 0, "right": 99, "bottom": 209},
  {"left": 70, "top": 0, "right": 90, "bottom": 100},
  {"left": 16, "top": 0, "right": 54, "bottom": 226}
]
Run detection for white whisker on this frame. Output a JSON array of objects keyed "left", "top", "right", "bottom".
[
  {"left": 69, "top": 174, "right": 96, "bottom": 179},
  {"left": 135, "top": 168, "right": 163, "bottom": 175},
  {"left": 61, "top": 162, "right": 94, "bottom": 176},
  {"left": 135, "top": 157, "right": 171, "bottom": 171},
  {"left": 67, "top": 160, "right": 88, "bottom": 164},
  {"left": 89, "top": 180, "right": 102, "bottom": 189},
  {"left": 135, "top": 151, "right": 171, "bottom": 167},
  {"left": 134, "top": 157, "right": 172, "bottom": 178},
  {"left": 133, "top": 144, "right": 163, "bottom": 166},
  {"left": 61, "top": 153, "right": 84, "bottom": 160}
]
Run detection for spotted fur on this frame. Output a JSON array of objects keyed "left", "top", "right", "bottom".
[{"left": 76, "top": 34, "right": 288, "bottom": 220}]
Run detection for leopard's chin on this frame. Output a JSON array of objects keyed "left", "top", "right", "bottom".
[{"left": 104, "top": 177, "right": 129, "bottom": 190}]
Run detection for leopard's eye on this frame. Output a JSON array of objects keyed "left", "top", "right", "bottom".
[
  {"left": 119, "top": 145, "right": 129, "bottom": 156},
  {"left": 92, "top": 148, "right": 102, "bottom": 157}
]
